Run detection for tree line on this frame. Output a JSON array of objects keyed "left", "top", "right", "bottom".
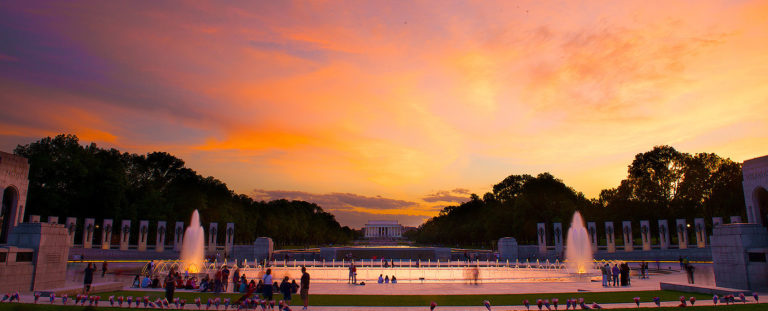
[
  {"left": 14, "top": 134, "right": 356, "bottom": 246},
  {"left": 407, "top": 145, "right": 746, "bottom": 247}
]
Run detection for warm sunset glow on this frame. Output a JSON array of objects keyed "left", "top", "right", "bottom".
[{"left": 1, "top": 1, "right": 767, "bottom": 227}]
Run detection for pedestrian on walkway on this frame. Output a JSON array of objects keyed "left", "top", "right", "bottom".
[
  {"left": 83, "top": 263, "right": 96, "bottom": 294},
  {"left": 101, "top": 261, "right": 108, "bottom": 277},
  {"left": 611, "top": 264, "right": 620, "bottom": 286},
  {"left": 300, "top": 266, "right": 310, "bottom": 310}
]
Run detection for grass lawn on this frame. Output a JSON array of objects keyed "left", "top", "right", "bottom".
[
  {"left": 0, "top": 302, "right": 763, "bottom": 311},
  {"left": 93, "top": 290, "right": 713, "bottom": 306}
]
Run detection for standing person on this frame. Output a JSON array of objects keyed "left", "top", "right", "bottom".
[
  {"left": 101, "top": 261, "right": 108, "bottom": 277},
  {"left": 611, "top": 264, "right": 620, "bottom": 287},
  {"left": 214, "top": 269, "right": 223, "bottom": 294},
  {"left": 83, "top": 263, "right": 96, "bottom": 294},
  {"left": 263, "top": 269, "right": 274, "bottom": 306},
  {"left": 686, "top": 264, "right": 696, "bottom": 284},
  {"left": 279, "top": 276, "right": 292, "bottom": 306},
  {"left": 678, "top": 256, "right": 684, "bottom": 270},
  {"left": 233, "top": 268, "right": 241, "bottom": 293},
  {"left": 222, "top": 265, "right": 231, "bottom": 292},
  {"left": 300, "top": 266, "right": 310, "bottom": 310},
  {"left": 165, "top": 271, "right": 177, "bottom": 301},
  {"left": 348, "top": 262, "right": 355, "bottom": 284},
  {"left": 600, "top": 264, "right": 608, "bottom": 287}
]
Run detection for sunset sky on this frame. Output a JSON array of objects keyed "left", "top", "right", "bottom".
[{"left": 1, "top": 1, "right": 767, "bottom": 228}]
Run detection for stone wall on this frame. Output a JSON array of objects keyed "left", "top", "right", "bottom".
[
  {"left": 0, "top": 246, "right": 35, "bottom": 292},
  {"left": 711, "top": 223, "right": 768, "bottom": 290},
  {"left": 7, "top": 222, "right": 70, "bottom": 291}
]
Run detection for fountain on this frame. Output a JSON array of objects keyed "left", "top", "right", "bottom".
[
  {"left": 179, "top": 209, "right": 205, "bottom": 273},
  {"left": 565, "top": 211, "right": 593, "bottom": 274}
]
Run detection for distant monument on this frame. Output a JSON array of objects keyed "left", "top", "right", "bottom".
[
  {"left": 363, "top": 220, "right": 404, "bottom": 239},
  {"left": 711, "top": 155, "right": 768, "bottom": 291}
]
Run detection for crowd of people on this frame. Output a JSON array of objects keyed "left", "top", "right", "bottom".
[
  {"left": 600, "top": 262, "right": 632, "bottom": 287},
  {"left": 127, "top": 265, "right": 311, "bottom": 310}
]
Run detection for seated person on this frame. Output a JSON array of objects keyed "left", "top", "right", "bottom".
[
  {"left": 141, "top": 275, "right": 152, "bottom": 288},
  {"left": 391, "top": 276, "right": 397, "bottom": 284},
  {"left": 378, "top": 274, "right": 384, "bottom": 284},
  {"left": 385, "top": 275, "right": 389, "bottom": 283},
  {"left": 132, "top": 275, "right": 141, "bottom": 288},
  {"left": 248, "top": 280, "right": 256, "bottom": 291},
  {"left": 151, "top": 276, "right": 160, "bottom": 288},
  {"left": 199, "top": 276, "right": 210, "bottom": 292},
  {"left": 186, "top": 277, "right": 195, "bottom": 289}
]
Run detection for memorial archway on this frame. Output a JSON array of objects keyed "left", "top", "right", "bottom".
[
  {"left": 753, "top": 186, "right": 768, "bottom": 227},
  {"left": 1, "top": 186, "right": 19, "bottom": 243}
]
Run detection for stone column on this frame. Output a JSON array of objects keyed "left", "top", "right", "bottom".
[
  {"left": 537, "top": 222, "right": 547, "bottom": 254},
  {"left": 712, "top": 217, "right": 723, "bottom": 228},
  {"left": 174, "top": 221, "right": 184, "bottom": 251},
  {"left": 587, "top": 222, "right": 598, "bottom": 252},
  {"left": 47, "top": 216, "right": 58, "bottom": 224},
  {"left": 29, "top": 215, "right": 40, "bottom": 223},
  {"left": 658, "top": 220, "right": 670, "bottom": 249},
  {"left": 640, "top": 220, "right": 651, "bottom": 251},
  {"left": 120, "top": 220, "right": 131, "bottom": 250},
  {"left": 156, "top": 221, "right": 166, "bottom": 252},
  {"left": 694, "top": 218, "right": 706, "bottom": 248},
  {"left": 553, "top": 223, "right": 563, "bottom": 254},
  {"left": 66, "top": 217, "right": 77, "bottom": 245},
  {"left": 676, "top": 219, "right": 688, "bottom": 249},
  {"left": 83, "top": 218, "right": 95, "bottom": 248},
  {"left": 730, "top": 216, "right": 742, "bottom": 223},
  {"left": 101, "top": 219, "right": 113, "bottom": 250},
  {"left": 225, "top": 223, "right": 234, "bottom": 254},
  {"left": 622, "top": 221, "right": 633, "bottom": 252},
  {"left": 138, "top": 220, "right": 149, "bottom": 251},
  {"left": 605, "top": 222, "right": 615, "bottom": 253},
  {"left": 208, "top": 222, "right": 218, "bottom": 252}
]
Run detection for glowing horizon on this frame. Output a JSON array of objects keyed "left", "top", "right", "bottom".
[{"left": 1, "top": 1, "right": 767, "bottom": 227}]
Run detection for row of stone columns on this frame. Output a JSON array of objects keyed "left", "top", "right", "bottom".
[
  {"left": 28, "top": 216, "right": 234, "bottom": 253},
  {"left": 364, "top": 226, "right": 402, "bottom": 238},
  {"left": 537, "top": 216, "right": 742, "bottom": 253}
]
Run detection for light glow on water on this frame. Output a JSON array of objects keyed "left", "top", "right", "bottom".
[
  {"left": 179, "top": 210, "right": 205, "bottom": 273},
  {"left": 565, "top": 211, "right": 594, "bottom": 274}
]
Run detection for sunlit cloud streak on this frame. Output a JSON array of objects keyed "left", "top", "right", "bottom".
[{"left": 1, "top": 0, "right": 767, "bottom": 226}]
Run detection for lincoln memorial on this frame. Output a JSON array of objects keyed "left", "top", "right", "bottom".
[{"left": 363, "top": 220, "right": 403, "bottom": 239}]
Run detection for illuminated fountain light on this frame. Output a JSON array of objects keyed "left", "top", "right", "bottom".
[{"left": 565, "top": 211, "right": 594, "bottom": 274}]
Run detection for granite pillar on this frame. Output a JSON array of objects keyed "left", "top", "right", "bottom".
[
  {"left": 156, "top": 221, "right": 166, "bottom": 252},
  {"left": 658, "top": 219, "right": 670, "bottom": 249},
  {"left": 622, "top": 221, "right": 633, "bottom": 251},
  {"left": 676, "top": 219, "right": 688, "bottom": 249},
  {"left": 47, "top": 216, "right": 58, "bottom": 224},
  {"left": 537, "top": 222, "right": 547, "bottom": 255},
  {"left": 83, "top": 218, "right": 95, "bottom": 248},
  {"left": 731, "top": 216, "right": 743, "bottom": 223},
  {"left": 587, "top": 222, "right": 598, "bottom": 252},
  {"left": 174, "top": 221, "right": 184, "bottom": 251},
  {"left": 225, "top": 222, "right": 234, "bottom": 254},
  {"left": 28, "top": 215, "right": 40, "bottom": 223},
  {"left": 65, "top": 217, "right": 77, "bottom": 245},
  {"left": 640, "top": 220, "right": 651, "bottom": 251},
  {"left": 605, "top": 221, "right": 615, "bottom": 253},
  {"left": 208, "top": 222, "right": 218, "bottom": 253},
  {"left": 120, "top": 220, "right": 131, "bottom": 250},
  {"left": 553, "top": 222, "right": 563, "bottom": 254},
  {"left": 694, "top": 218, "right": 706, "bottom": 248},
  {"left": 138, "top": 220, "right": 149, "bottom": 251},
  {"left": 101, "top": 219, "right": 113, "bottom": 250}
]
